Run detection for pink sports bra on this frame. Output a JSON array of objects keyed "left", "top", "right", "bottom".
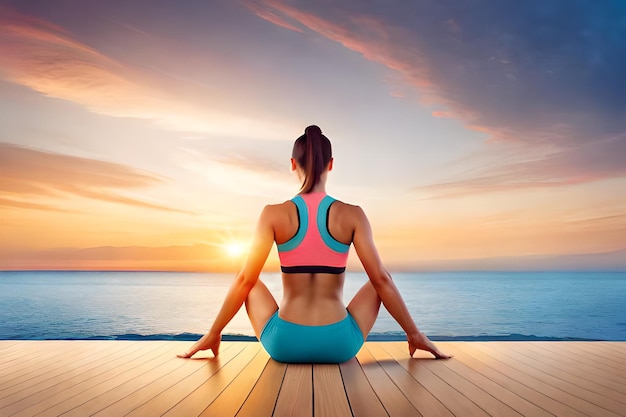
[{"left": 277, "top": 192, "right": 350, "bottom": 274}]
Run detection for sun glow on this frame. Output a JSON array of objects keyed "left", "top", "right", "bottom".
[{"left": 225, "top": 242, "right": 245, "bottom": 258}]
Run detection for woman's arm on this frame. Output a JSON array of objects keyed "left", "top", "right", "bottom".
[
  {"left": 178, "top": 206, "right": 275, "bottom": 358},
  {"left": 352, "top": 206, "right": 451, "bottom": 359}
]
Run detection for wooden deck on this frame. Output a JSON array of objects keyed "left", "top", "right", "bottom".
[{"left": 0, "top": 341, "right": 624, "bottom": 416}]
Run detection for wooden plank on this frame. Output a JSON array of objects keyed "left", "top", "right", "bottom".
[
  {"left": 0, "top": 343, "right": 33, "bottom": 366},
  {"left": 92, "top": 342, "right": 237, "bottom": 416},
  {"left": 199, "top": 349, "right": 270, "bottom": 416},
  {"left": 339, "top": 357, "right": 389, "bottom": 417},
  {"left": 161, "top": 343, "right": 261, "bottom": 416},
  {"left": 571, "top": 343, "right": 626, "bottom": 376},
  {"left": 0, "top": 342, "right": 105, "bottom": 392},
  {"left": 583, "top": 342, "right": 626, "bottom": 358},
  {"left": 126, "top": 342, "right": 249, "bottom": 417},
  {"left": 366, "top": 343, "right": 458, "bottom": 417},
  {"left": 0, "top": 342, "right": 146, "bottom": 414},
  {"left": 600, "top": 342, "right": 626, "bottom": 358},
  {"left": 0, "top": 341, "right": 92, "bottom": 377},
  {"left": 504, "top": 342, "right": 626, "bottom": 399},
  {"left": 6, "top": 343, "right": 162, "bottom": 417},
  {"left": 355, "top": 345, "right": 420, "bottom": 417},
  {"left": 11, "top": 342, "right": 166, "bottom": 417},
  {"left": 571, "top": 342, "right": 626, "bottom": 367},
  {"left": 1, "top": 340, "right": 103, "bottom": 358},
  {"left": 569, "top": 343, "right": 626, "bottom": 379},
  {"left": 473, "top": 343, "right": 623, "bottom": 417},
  {"left": 236, "top": 359, "right": 287, "bottom": 417},
  {"left": 442, "top": 342, "right": 588, "bottom": 417},
  {"left": 0, "top": 342, "right": 64, "bottom": 367},
  {"left": 0, "top": 341, "right": 18, "bottom": 350},
  {"left": 0, "top": 341, "right": 24, "bottom": 356},
  {"left": 480, "top": 342, "right": 626, "bottom": 413},
  {"left": 313, "top": 364, "right": 352, "bottom": 417},
  {"left": 387, "top": 342, "right": 551, "bottom": 417},
  {"left": 0, "top": 341, "right": 139, "bottom": 397},
  {"left": 273, "top": 364, "right": 313, "bottom": 417},
  {"left": 60, "top": 344, "right": 198, "bottom": 416},
  {"left": 529, "top": 342, "right": 626, "bottom": 387},
  {"left": 29, "top": 343, "right": 182, "bottom": 417}
]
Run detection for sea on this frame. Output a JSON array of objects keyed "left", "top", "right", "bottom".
[{"left": 1, "top": 271, "right": 625, "bottom": 341}]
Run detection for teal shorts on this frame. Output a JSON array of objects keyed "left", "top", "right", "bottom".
[{"left": 259, "top": 310, "right": 364, "bottom": 363}]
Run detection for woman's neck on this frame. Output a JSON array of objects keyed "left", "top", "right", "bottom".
[
  {"left": 308, "top": 184, "right": 326, "bottom": 193},
  {"left": 297, "top": 171, "right": 328, "bottom": 194}
]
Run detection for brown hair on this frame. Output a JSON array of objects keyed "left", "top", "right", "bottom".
[{"left": 292, "top": 125, "right": 332, "bottom": 193}]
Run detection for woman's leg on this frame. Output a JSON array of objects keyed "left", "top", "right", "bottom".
[
  {"left": 245, "top": 279, "right": 279, "bottom": 339},
  {"left": 347, "top": 280, "right": 381, "bottom": 339}
]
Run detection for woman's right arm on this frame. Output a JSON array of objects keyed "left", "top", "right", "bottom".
[{"left": 351, "top": 206, "right": 451, "bottom": 359}]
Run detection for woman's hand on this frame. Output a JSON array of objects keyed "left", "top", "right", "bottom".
[
  {"left": 177, "top": 331, "right": 221, "bottom": 359},
  {"left": 408, "top": 331, "right": 452, "bottom": 359}
]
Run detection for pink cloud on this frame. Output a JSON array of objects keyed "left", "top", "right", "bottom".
[
  {"left": 252, "top": 2, "right": 439, "bottom": 96},
  {"left": 246, "top": 2, "right": 304, "bottom": 33},
  {"left": 0, "top": 143, "right": 190, "bottom": 213},
  {"left": 0, "top": 8, "right": 143, "bottom": 117},
  {"left": 252, "top": 1, "right": 626, "bottom": 194},
  {"left": 0, "top": 244, "right": 236, "bottom": 272},
  {"left": 0, "top": 197, "right": 69, "bottom": 212},
  {"left": 0, "top": 5, "right": 294, "bottom": 139},
  {"left": 415, "top": 134, "right": 626, "bottom": 197},
  {"left": 432, "top": 111, "right": 455, "bottom": 118}
]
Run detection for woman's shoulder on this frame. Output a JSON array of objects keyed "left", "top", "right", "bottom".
[
  {"left": 259, "top": 199, "right": 296, "bottom": 219},
  {"left": 330, "top": 198, "right": 367, "bottom": 221}
]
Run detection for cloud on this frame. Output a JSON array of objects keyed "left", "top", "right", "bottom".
[
  {"left": 251, "top": 0, "right": 626, "bottom": 194},
  {"left": 0, "top": 6, "right": 143, "bottom": 115},
  {"left": 177, "top": 144, "right": 293, "bottom": 198},
  {"left": 0, "top": 5, "right": 294, "bottom": 139},
  {"left": 210, "top": 152, "right": 285, "bottom": 176},
  {"left": 416, "top": 133, "right": 626, "bottom": 197},
  {"left": 0, "top": 243, "right": 244, "bottom": 272},
  {"left": 0, "top": 142, "right": 190, "bottom": 213},
  {"left": 246, "top": 1, "right": 303, "bottom": 33},
  {"left": 0, "top": 196, "right": 69, "bottom": 212}
]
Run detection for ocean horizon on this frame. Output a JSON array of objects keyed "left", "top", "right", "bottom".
[{"left": 1, "top": 270, "right": 625, "bottom": 342}]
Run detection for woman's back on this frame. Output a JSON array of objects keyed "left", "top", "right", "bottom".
[{"left": 268, "top": 193, "right": 359, "bottom": 325}]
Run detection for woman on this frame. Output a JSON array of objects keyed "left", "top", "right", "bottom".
[{"left": 179, "top": 125, "right": 450, "bottom": 362}]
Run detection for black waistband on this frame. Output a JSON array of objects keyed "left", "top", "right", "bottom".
[{"left": 281, "top": 265, "right": 346, "bottom": 274}]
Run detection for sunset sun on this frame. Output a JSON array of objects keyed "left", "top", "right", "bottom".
[{"left": 224, "top": 242, "right": 245, "bottom": 258}]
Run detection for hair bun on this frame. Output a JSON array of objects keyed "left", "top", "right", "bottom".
[{"left": 305, "top": 125, "right": 322, "bottom": 136}]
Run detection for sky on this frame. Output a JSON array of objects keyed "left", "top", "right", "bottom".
[{"left": 0, "top": 0, "right": 625, "bottom": 271}]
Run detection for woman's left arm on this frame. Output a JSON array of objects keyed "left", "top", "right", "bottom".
[{"left": 178, "top": 206, "right": 275, "bottom": 358}]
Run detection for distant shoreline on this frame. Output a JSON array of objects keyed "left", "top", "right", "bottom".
[
  {"left": 0, "top": 333, "right": 610, "bottom": 342},
  {"left": 2, "top": 269, "right": 626, "bottom": 273}
]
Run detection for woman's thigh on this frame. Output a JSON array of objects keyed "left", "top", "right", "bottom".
[
  {"left": 245, "top": 280, "right": 278, "bottom": 339},
  {"left": 346, "top": 280, "right": 381, "bottom": 339}
]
